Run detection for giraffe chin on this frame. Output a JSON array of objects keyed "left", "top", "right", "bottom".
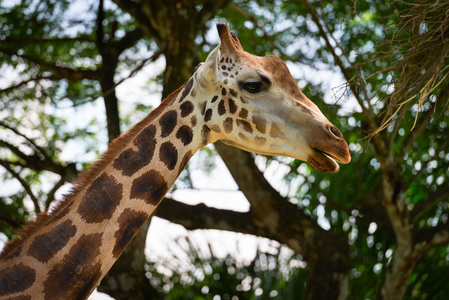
[{"left": 307, "top": 150, "right": 340, "bottom": 173}]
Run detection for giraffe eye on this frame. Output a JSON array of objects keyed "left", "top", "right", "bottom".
[{"left": 242, "top": 81, "right": 263, "bottom": 93}]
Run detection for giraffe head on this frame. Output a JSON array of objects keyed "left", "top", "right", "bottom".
[{"left": 195, "top": 22, "right": 350, "bottom": 172}]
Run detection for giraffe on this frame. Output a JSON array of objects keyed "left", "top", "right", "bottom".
[{"left": 0, "top": 22, "right": 350, "bottom": 299}]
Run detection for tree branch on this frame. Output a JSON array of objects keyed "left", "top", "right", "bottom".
[
  {"left": 113, "top": 50, "right": 163, "bottom": 90},
  {"left": 226, "top": 3, "right": 296, "bottom": 62},
  {"left": 0, "top": 48, "right": 98, "bottom": 81},
  {"left": 0, "top": 138, "right": 77, "bottom": 179},
  {"left": 0, "top": 209, "right": 24, "bottom": 229},
  {"left": 97, "top": 0, "right": 105, "bottom": 51},
  {"left": 414, "top": 221, "right": 449, "bottom": 253},
  {"left": 0, "top": 37, "right": 93, "bottom": 44},
  {"left": 300, "top": 0, "right": 373, "bottom": 122},
  {"left": 111, "top": 0, "right": 161, "bottom": 42},
  {"left": 195, "top": 0, "right": 231, "bottom": 30},
  {"left": 0, "top": 160, "right": 41, "bottom": 213},
  {"left": 155, "top": 197, "right": 261, "bottom": 236},
  {"left": 0, "top": 121, "right": 47, "bottom": 159},
  {"left": 411, "top": 186, "right": 449, "bottom": 221},
  {"left": 44, "top": 176, "right": 71, "bottom": 211},
  {"left": 0, "top": 75, "right": 58, "bottom": 93},
  {"left": 299, "top": 0, "right": 391, "bottom": 163},
  {"left": 0, "top": 140, "right": 32, "bottom": 163},
  {"left": 114, "top": 28, "right": 145, "bottom": 55},
  {"left": 400, "top": 84, "right": 449, "bottom": 158},
  {"left": 405, "top": 136, "right": 449, "bottom": 192}
]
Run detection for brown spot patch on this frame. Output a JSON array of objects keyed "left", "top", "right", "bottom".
[
  {"left": 200, "top": 125, "right": 211, "bottom": 146},
  {"left": 190, "top": 115, "right": 197, "bottom": 127},
  {"left": 211, "top": 95, "right": 219, "bottom": 103},
  {"left": 176, "top": 125, "right": 193, "bottom": 146},
  {"left": 178, "top": 151, "right": 193, "bottom": 175},
  {"left": 228, "top": 98, "right": 237, "bottom": 114},
  {"left": 112, "top": 208, "right": 148, "bottom": 258},
  {"left": 77, "top": 173, "right": 123, "bottom": 223},
  {"left": 180, "top": 101, "right": 194, "bottom": 117},
  {"left": 159, "top": 142, "right": 178, "bottom": 170},
  {"left": 229, "top": 88, "right": 238, "bottom": 98},
  {"left": 236, "top": 119, "right": 253, "bottom": 133},
  {"left": 179, "top": 77, "right": 193, "bottom": 102},
  {"left": 252, "top": 115, "right": 267, "bottom": 134},
  {"left": 198, "top": 101, "right": 207, "bottom": 115},
  {"left": 238, "top": 133, "right": 249, "bottom": 142},
  {"left": 218, "top": 100, "right": 226, "bottom": 116},
  {"left": 239, "top": 108, "right": 248, "bottom": 119},
  {"left": 221, "top": 88, "right": 227, "bottom": 96},
  {"left": 205, "top": 109, "right": 213, "bottom": 122},
  {"left": 0, "top": 263, "right": 35, "bottom": 296},
  {"left": 44, "top": 233, "right": 103, "bottom": 300},
  {"left": 28, "top": 219, "right": 77, "bottom": 263},
  {"left": 270, "top": 123, "right": 285, "bottom": 138},
  {"left": 113, "top": 125, "right": 156, "bottom": 177},
  {"left": 130, "top": 170, "right": 168, "bottom": 205},
  {"left": 159, "top": 110, "right": 177, "bottom": 138},
  {"left": 223, "top": 117, "right": 234, "bottom": 133},
  {"left": 255, "top": 136, "right": 266, "bottom": 145}
]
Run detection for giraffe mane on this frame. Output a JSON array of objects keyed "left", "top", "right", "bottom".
[{"left": 0, "top": 82, "right": 187, "bottom": 260}]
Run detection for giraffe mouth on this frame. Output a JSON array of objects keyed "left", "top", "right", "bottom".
[
  {"left": 314, "top": 148, "right": 338, "bottom": 162},
  {"left": 308, "top": 148, "right": 340, "bottom": 173}
]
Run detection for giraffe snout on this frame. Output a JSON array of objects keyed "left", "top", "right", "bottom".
[{"left": 324, "top": 123, "right": 351, "bottom": 164}]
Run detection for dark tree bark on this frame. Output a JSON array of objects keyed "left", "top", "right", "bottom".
[
  {"left": 214, "top": 142, "right": 352, "bottom": 300},
  {"left": 113, "top": 0, "right": 231, "bottom": 98}
]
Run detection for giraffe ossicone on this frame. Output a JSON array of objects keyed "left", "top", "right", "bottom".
[{"left": 0, "top": 22, "right": 350, "bottom": 300}]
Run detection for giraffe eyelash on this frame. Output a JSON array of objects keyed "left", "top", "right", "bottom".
[{"left": 242, "top": 81, "right": 263, "bottom": 93}]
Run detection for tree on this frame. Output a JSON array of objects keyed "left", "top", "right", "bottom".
[{"left": 1, "top": 0, "right": 448, "bottom": 299}]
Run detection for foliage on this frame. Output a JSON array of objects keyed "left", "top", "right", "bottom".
[{"left": 147, "top": 236, "right": 307, "bottom": 300}]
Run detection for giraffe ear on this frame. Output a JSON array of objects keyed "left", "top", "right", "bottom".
[{"left": 196, "top": 43, "right": 220, "bottom": 89}]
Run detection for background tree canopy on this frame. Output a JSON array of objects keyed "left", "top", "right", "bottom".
[{"left": 1, "top": 0, "right": 448, "bottom": 299}]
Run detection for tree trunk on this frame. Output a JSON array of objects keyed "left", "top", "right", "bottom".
[
  {"left": 214, "top": 142, "right": 352, "bottom": 299},
  {"left": 140, "top": 0, "right": 199, "bottom": 99},
  {"left": 99, "top": 70, "right": 121, "bottom": 142}
]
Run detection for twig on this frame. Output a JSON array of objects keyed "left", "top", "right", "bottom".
[{"left": 0, "top": 160, "right": 41, "bottom": 213}]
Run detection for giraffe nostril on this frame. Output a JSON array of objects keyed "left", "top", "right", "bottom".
[{"left": 329, "top": 125, "right": 343, "bottom": 139}]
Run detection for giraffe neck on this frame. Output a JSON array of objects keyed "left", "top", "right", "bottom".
[{"left": 0, "top": 78, "right": 214, "bottom": 299}]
